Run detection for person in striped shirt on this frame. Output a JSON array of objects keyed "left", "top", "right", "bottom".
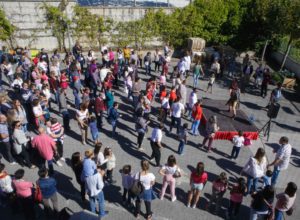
[{"left": 46, "top": 117, "right": 65, "bottom": 166}]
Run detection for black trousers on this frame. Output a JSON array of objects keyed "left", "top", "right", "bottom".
[
  {"left": 261, "top": 84, "right": 268, "bottom": 97},
  {"left": 228, "top": 200, "right": 241, "bottom": 216},
  {"left": 137, "top": 132, "right": 145, "bottom": 148},
  {"left": 15, "top": 145, "right": 32, "bottom": 167},
  {"left": 122, "top": 188, "right": 132, "bottom": 203},
  {"left": 170, "top": 116, "right": 181, "bottom": 134},
  {"left": 20, "top": 196, "right": 36, "bottom": 220},
  {"left": 135, "top": 197, "right": 151, "bottom": 217},
  {"left": 0, "top": 141, "right": 14, "bottom": 163},
  {"left": 150, "top": 141, "right": 161, "bottom": 166}
]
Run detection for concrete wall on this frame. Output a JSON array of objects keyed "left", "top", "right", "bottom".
[
  {"left": 271, "top": 52, "right": 300, "bottom": 79},
  {"left": 0, "top": 0, "right": 174, "bottom": 50}
]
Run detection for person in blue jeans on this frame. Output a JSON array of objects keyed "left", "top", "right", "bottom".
[
  {"left": 267, "top": 136, "right": 292, "bottom": 186},
  {"left": 108, "top": 102, "right": 121, "bottom": 135},
  {"left": 37, "top": 168, "right": 59, "bottom": 216},
  {"left": 89, "top": 116, "right": 99, "bottom": 144},
  {"left": 178, "top": 123, "right": 188, "bottom": 155},
  {"left": 85, "top": 167, "right": 108, "bottom": 218}
]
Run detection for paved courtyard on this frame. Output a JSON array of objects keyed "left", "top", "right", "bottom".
[{"left": 1, "top": 57, "right": 299, "bottom": 220}]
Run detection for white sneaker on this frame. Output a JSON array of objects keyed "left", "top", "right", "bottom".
[
  {"left": 192, "top": 204, "right": 196, "bottom": 209},
  {"left": 10, "top": 162, "right": 17, "bottom": 165},
  {"left": 171, "top": 196, "right": 177, "bottom": 202},
  {"left": 56, "top": 161, "right": 63, "bottom": 167},
  {"left": 187, "top": 203, "right": 191, "bottom": 208},
  {"left": 60, "top": 157, "right": 66, "bottom": 162}
]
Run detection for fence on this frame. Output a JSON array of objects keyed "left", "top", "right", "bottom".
[{"left": 278, "top": 37, "right": 300, "bottom": 64}]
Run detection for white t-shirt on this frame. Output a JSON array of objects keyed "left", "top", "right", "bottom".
[
  {"left": 135, "top": 172, "right": 155, "bottom": 190},
  {"left": 33, "top": 105, "right": 43, "bottom": 117},
  {"left": 189, "top": 92, "right": 197, "bottom": 108},
  {"left": 161, "top": 97, "right": 170, "bottom": 109},
  {"left": 95, "top": 152, "right": 107, "bottom": 165},
  {"left": 171, "top": 102, "right": 184, "bottom": 118},
  {"left": 162, "top": 165, "right": 179, "bottom": 175},
  {"left": 232, "top": 135, "right": 245, "bottom": 148},
  {"left": 150, "top": 128, "right": 162, "bottom": 143},
  {"left": 275, "top": 144, "right": 292, "bottom": 170},
  {"left": 100, "top": 68, "right": 109, "bottom": 82},
  {"left": 76, "top": 109, "right": 88, "bottom": 121}
]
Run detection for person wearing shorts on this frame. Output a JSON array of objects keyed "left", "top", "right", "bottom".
[{"left": 187, "top": 162, "right": 208, "bottom": 208}]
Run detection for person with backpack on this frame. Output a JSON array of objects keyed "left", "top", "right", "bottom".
[{"left": 134, "top": 160, "right": 156, "bottom": 220}]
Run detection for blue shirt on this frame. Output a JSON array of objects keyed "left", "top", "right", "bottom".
[
  {"left": 38, "top": 177, "right": 57, "bottom": 199},
  {"left": 81, "top": 158, "right": 96, "bottom": 180}
]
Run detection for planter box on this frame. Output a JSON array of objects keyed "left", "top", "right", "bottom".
[{"left": 282, "top": 77, "right": 296, "bottom": 89}]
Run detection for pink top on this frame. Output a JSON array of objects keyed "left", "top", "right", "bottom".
[
  {"left": 13, "top": 179, "right": 33, "bottom": 198},
  {"left": 212, "top": 180, "right": 227, "bottom": 192},
  {"left": 41, "top": 74, "right": 49, "bottom": 84},
  {"left": 230, "top": 185, "right": 244, "bottom": 203},
  {"left": 60, "top": 75, "right": 68, "bottom": 89},
  {"left": 109, "top": 51, "right": 115, "bottom": 61},
  {"left": 275, "top": 193, "right": 296, "bottom": 211},
  {"left": 160, "top": 75, "right": 166, "bottom": 86},
  {"left": 32, "top": 134, "right": 56, "bottom": 160}
]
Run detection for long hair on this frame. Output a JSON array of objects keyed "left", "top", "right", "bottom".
[{"left": 254, "top": 148, "right": 265, "bottom": 165}]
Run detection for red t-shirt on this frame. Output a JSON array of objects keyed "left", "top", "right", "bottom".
[
  {"left": 169, "top": 90, "right": 177, "bottom": 101},
  {"left": 192, "top": 105, "right": 203, "bottom": 120},
  {"left": 191, "top": 171, "right": 208, "bottom": 184}
]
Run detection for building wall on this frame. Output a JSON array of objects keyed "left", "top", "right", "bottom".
[{"left": 0, "top": 0, "right": 174, "bottom": 50}]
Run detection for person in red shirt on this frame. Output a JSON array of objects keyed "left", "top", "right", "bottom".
[
  {"left": 48, "top": 71, "right": 60, "bottom": 105},
  {"left": 187, "top": 162, "right": 208, "bottom": 208},
  {"left": 169, "top": 86, "right": 177, "bottom": 107},
  {"left": 94, "top": 92, "right": 107, "bottom": 129},
  {"left": 32, "top": 127, "right": 57, "bottom": 176},
  {"left": 190, "top": 99, "right": 203, "bottom": 136},
  {"left": 159, "top": 85, "right": 167, "bottom": 103}
]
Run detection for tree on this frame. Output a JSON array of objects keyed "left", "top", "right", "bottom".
[
  {"left": 0, "top": 8, "right": 16, "bottom": 48},
  {"left": 42, "top": 3, "right": 70, "bottom": 50},
  {"left": 276, "top": 0, "right": 300, "bottom": 70},
  {"left": 72, "top": 5, "right": 113, "bottom": 48}
]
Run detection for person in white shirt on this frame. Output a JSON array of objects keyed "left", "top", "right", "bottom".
[
  {"left": 99, "top": 65, "right": 110, "bottom": 83},
  {"left": 85, "top": 167, "right": 108, "bottom": 218},
  {"left": 267, "top": 136, "right": 292, "bottom": 186},
  {"left": 183, "top": 52, "right": 191, "bottom": 77},
  {"left": 230, "top": 130, "right": 245, "bottom": 160},
  {"left": 211, "top": 59, "right": 220, "bottom": 76},
  {"left": 134, "top": 160, "right": 156, "bottom": 219},
  {"left": 242, "top": 148, "right": 267, "bottom": 195},
  {"left": 170, "top": 98, "right": 185, "bottom": 134},
  {"left": 187, "top": 88, "right": 197, "bottom": 119},
  {"left": 149, "top": 124, "right": 164, "bottom": 167}
]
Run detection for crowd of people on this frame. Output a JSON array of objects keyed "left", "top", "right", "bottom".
[{"left": 0, "top": 43, "right": 296, "bottom": 220}]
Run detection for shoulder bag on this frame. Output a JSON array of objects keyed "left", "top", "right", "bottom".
[{"left": 130, "top": 172, "right": 144, "bottom": 197}]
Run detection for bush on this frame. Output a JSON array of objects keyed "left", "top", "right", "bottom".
[{"left": 271, "top": 72, "right": 284, "bottom": 84}]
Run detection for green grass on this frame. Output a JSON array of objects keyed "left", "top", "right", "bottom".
[{"left": 278, "top": 37, "right": 300, "bottom": 63}]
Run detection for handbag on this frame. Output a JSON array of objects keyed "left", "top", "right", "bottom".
[
  {"left": 130, "top": 172, "right": 144, "bottom": 197},
  {"left": 286, "top": 207, "right": 294, "bottom": 216},
  {"left": 34, "top": 184, "right": 43, "bottom": 203},
  {"left": 244, "top": 138, "right": 252, "bottom": 146},
  {"left": 173, "top": 167, "right": 181, "bottom": 178}
]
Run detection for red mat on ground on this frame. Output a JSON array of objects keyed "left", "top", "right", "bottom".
[{"left": 201, "top": 99, "right": 259, "bottom": 140}]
